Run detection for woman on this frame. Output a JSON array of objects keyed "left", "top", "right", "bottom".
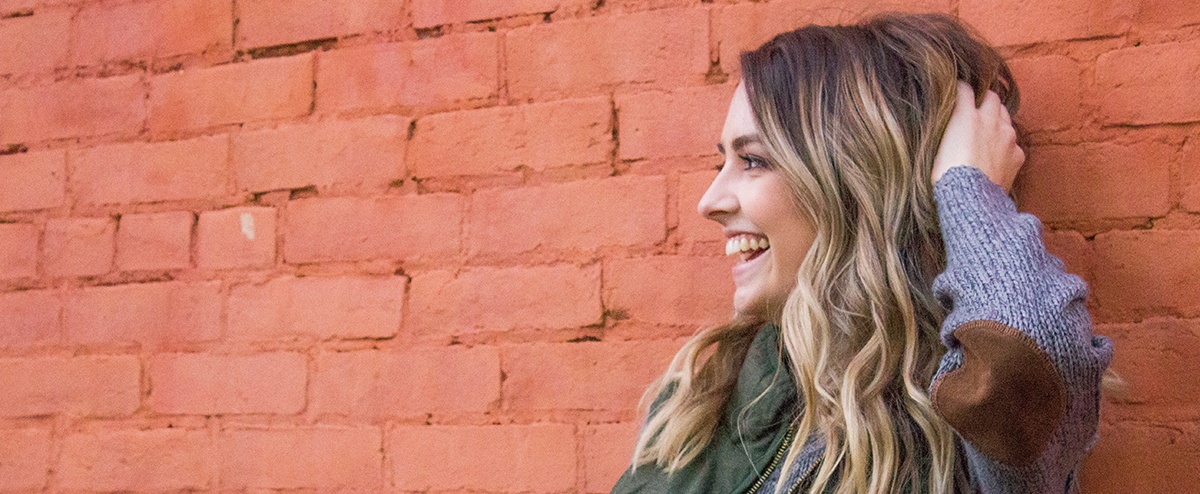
[{"left": 611, "top": 13, "right": 1112, "bottom": 494}]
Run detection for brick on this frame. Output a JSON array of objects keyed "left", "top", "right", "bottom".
[
  {"left": 503, "top": 339, "right": 679, "bottom": 411},
  {"left": 64, "top": 281, "right": 221, "bottom": 345},
  {"left": 73, "top": 0, "right": 232, "bottom": 65},
  {"left": 412, "top": 0, "right": 589, "bottom": 27},
  {"left": 150, "top": 352, "right": 306, "bottom": 414},
  {"left": 0, "top": 150, "right": 66, "bottom": 212},
  {"left": 0, "top": 428, "right": 51, "bottom": 490},
  {"left": 1135, "top": 0, "right": 1200, "bottom": 31},
  {"left": 233, "top": 116, "right": 408, "bottom": 193},
  {"left": 712, "top": 0, "right": 948, "bottom": 75},
  {"left": 316, "top": 32, "right": 498, "bottom": 112},
  {"left": 43, "top": 217, "right": 115, "bottom": 277},
  {"left": 678, "top": 170, "right": 723, "bottom": 244},
  {"left": 505, "top": 9, "right": 709, "bottom": 99},
  {"left": 0, "top": 74, "right": 144, "bottom": 144},
  {"left": 410, "top": 97, "right": 611, "bottom": 178},
  {"left": 116, "top": 211, "right": 193, "bottom": 271},
  {"left": 469, "top": 176, "right": 666, "bottom": 254},
  {"left": 0, "top": 8, "right": 69, "bottom": 75},
  {"left": 0, "top": 223, "right": 38, "bottom": 280},
  {"left": 285, "top": 193, "right": 463, "bottom": 262},
  {"left": 1096, "top": 41, "right": 1200, "bottom": 125},
  {"left": 605, "top": 256, "right": 733, "bottom": 327},
  {"left": 219, "top": 427, "right": 382, "bottom": 489},
  {"left": 408, "top": 264, "right": 601, "bottom": 337},
  {"left": 228, "top": 275, "right": 405, "bottom": 340},
  {"left": 1017, "top": 141, "right": 1173, "bottom": 222},
  {"left": 583, "top": 423, "right": 638, "bottom": 493},
  {"left": 1093, "top": 230, "right": 1200, "bottom": 315},
  {"left": 0, "top": 0, "right": 34, "bottom": 15},
  {"left": 617, "top": 85, "right": 734, "bottom": 161},
  {"left": 311, "top": 346, "right": 500, "bottom": 419},
  {"left": 237, "top": 0, "right": 403, "bottom": 48},
  {"left": 196, "top": 207, "right": 276, "bottom": 269},
  {"left": 0, "top": 289, "right": 59, "bottom": 348},
  {"left": 1099, "top": 318, "right": 1200, "bottom": 419},
  {"left": 1043, "top": 230, "right": 1092, "bottom": 283},
  {"left": 1007, "top": 55, "right": 1084, "bottom": 132},
  {"left": 961, "top": 0, "right": 1134, "bottom": 46},
  {"left": 389, "top": 424, "right": 576, "bottom": 492},
  {"left": 149, "top": 55, "right": 313, "bottom": 133},
  {"left": 1081, "top": 421, "right": 1200, "bottom": 493},
  {"left": 57, "top": 429, "right": 209, "bottom": 491},
  {"left": 1182, "top": 136, "right": 1200, "bottom": 213},
  {"left": 0, "top": 355, "right": 140, "bottom": 417},
  {"left": 72, "top": 135, "right": 229, "bottom": 205}
]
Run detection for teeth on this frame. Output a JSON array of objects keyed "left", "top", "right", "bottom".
[{"left": 725, "top": 235, "right": 770, "bottom": 256}]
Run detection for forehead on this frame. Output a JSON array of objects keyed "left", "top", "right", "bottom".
[{"left": 720, "top": 83, "right": 762, "bottom": 146}]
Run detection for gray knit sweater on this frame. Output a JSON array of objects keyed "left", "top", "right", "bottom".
[{"left": 757, "top": 165, "right": 1114, "bottom": 493}]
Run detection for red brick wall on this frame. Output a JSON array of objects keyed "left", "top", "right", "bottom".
[{"left": 0, "top": 0, "right": 1194, "bottom": 491}]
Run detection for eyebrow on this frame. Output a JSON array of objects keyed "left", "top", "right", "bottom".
[{"left": 716, "top": 134, "right": 764, "bottom": 155}]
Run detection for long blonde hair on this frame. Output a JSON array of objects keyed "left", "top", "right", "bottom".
[{"left": 632, "top": 13, "right": 1018, "bottom": 493}]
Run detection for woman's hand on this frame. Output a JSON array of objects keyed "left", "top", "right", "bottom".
[{"left": 931, "top": 81, "right": 1025, "bottom": 192}]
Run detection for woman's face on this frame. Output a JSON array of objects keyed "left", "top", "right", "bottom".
[{"left": 699, "top": 82, "right": 817, "bottom": 320}]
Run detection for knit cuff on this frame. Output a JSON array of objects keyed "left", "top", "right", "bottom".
[{"left": 933, "top": 165, "right": 1044, "bottom": 274}]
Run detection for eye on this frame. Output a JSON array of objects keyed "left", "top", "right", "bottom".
[{"left": 740, "top": 154, "right": 770, "bottom": 170}]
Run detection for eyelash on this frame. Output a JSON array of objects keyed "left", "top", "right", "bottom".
[{"left": 715, "top": 155, "right": 770, "bottom": 172}]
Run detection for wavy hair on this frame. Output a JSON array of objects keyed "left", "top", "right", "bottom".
[{"left": 631, "top": 13, "right": 1018, "bottom": 493}]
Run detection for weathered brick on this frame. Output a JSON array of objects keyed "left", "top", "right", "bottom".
[
  {"left": 505, "top": 8, "right": 709, "bottom": 99},
  {"left": 149, "top": 55, "right": 313, "bottom": 133},
  {"left": 503, "top": 339, "right": 679, "bottom": 411},
  {"left": 317, "top": 32, "right": 498, "bottom": 112},
  {"left": 1043, "top": 230, "right": 1092, "bottom": 283},
  {"left": 0, "top": 355, "right": 140, "bottom": 417},
  {"left": 408, "top": 264, "right": 601, "bottom": 337},
  {"left": 311, "top": 346, "right": 500, "bottom": 419},
  {"left": 115, "top": 211, "right": 193, "bottom": 271},
  {"left": 219, "top": 427, "right": 382, "bottom": 489},
  {"left": 0, "top": 74, "right": 144, "bottom": 144},
  {"left": 228, "top": 275, "right": 405, "bottom": 340},
  {"left": 410, "top": 97, "right": 611, "bottom": 178},
  {"left": 64, "top": 281, "right": 221, "bottom": 346},
  {"left": 43, "top": 217, "right": 115, "bottom": 277},
  {"left": 1096, "top": 41, "right": 1200, "bottom": 125},
  {"left": 1135, "top": 0, "right": 1200, "bottom": 31},
  {"left": 1081, "top": 421, "right": 1200, "bottom": 493},
  {"left": 0, "top": 0, "right": 34, "bottom": 15},
  {"left": 73, "top": 0, "right": 232, "bottom": 65},
  {"left": 1093, "top": 230, "right": 1200, "bottom": 315},
  {"left": 1100, "top": 318, "right": 1200, "bottom": 419},
  {"left": 0, "top": 223, "right": 38, "bottom": 280},
  {"left": 469, "top": 176, "right": 666, "bottom": 255},
  {"left": 1018, "top": 141, "right": 1173, "bottom": 222},
  {"left": 233, "top": 116, "right": 409, "bottom": 193},
  {"left": 389, "top": 424, "right": 576, "bottom": 492},
  {"left": 0, "top": 8, "right": 69, "bottom": 75},
  {"left": 196, "top": 206, "right": 276, "bottom": 270},
  {"left": 617, "top": 85, "right": 734, "bottom": 161},
  {"left": 712, "top": 0, "right": 949, "bottom": 75},
  {"left": 1182, "top": 135, "right": 1200, "bottom": 214},
  {"left": 72, "top": 135, "right": 229, "bottom": 205},
  {"left": 236, "top": 0, "right": 403, "bottom": 48},
  {"left": 285, "top": 194, "right": 463, "bottom": 262},
  {"left": 0, "top": 150, "right": 66, "bottom": 212},
  {"left": 584, "top": 423, "right": 638, "bottom": 493},
  {"left": 1008, "top": 55, "right": 1084, "bottom": 132},
  {"left": 150, "top": 352, "right": 306, "bottom": 414},
  {"left": 0, "top": 428, "right": 51, "bottom": 490},
  {"left": 605, "top": 256, "right": 733, "bottom": 327},
  {"left": 412, "top": 0, "right": 589, "bottom": 27},
  {"left": 961, "top": 0, "right": 1134, "bottom": 46},
  {"left": 0, "top": 289, "right": 59, "bottom": 348},
  {"left": 678, "top": 170, "right": 723, "bottom": 244},
  {"left": 57, "top": 429, "right": 210, "bottom": 491}
]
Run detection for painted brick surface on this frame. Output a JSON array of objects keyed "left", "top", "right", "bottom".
[{"left": 0, "top": 0, "right": 1189, "bottom": 492}]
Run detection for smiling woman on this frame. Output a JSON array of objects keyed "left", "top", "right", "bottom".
[{"left": 612, "top": 12, "right": 1112, "bottom": 494}]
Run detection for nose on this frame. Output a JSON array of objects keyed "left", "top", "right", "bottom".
[{"left": 697, "top": 165, "right": 737, "bottom": 222}]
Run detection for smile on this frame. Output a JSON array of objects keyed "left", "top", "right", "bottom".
[{"left": 725, "top": 234, "right": 770, "bottom": 262}]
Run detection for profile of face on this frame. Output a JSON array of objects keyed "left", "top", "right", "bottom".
[{"left": 698, "top": 82, "right": 817, "bottom": 320}]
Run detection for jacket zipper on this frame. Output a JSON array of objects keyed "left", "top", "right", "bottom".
[
  {"left": 785, "top": 455, "right": 822, "bottom": 494},
  {"left": 742, "top": 421, "right": 825, "bottom": 494}
]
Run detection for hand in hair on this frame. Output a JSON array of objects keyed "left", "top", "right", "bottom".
[{"left": 932, "top": 81, "right": 1025, "bottom": 193}]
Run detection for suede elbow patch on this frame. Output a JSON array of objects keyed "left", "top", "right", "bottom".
[{"left": 932, "top": 319, "right": 1067, "bottom": 466}]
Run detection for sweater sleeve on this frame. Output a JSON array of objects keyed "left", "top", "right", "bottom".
[{"left": 929, "top": 165, "right": 1114, "bottom": 493}]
